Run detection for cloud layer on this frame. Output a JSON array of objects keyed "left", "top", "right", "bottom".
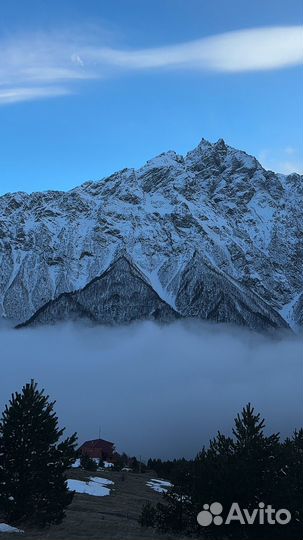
[
  {"left": 0, "top": 321, "right": 301, "bottom": 459},
  {"left": 0, "top": 25, "right": 301, "bottom": 105}
]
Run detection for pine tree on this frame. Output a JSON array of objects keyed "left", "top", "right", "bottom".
[
  {"left": 80, "top": 453, "right": 97, "bottom": 471},
  {"left": 130, "top": 456, "right": 138, "bottom": 471},
  {"left": 141, "top": 404, "right": 296, "bottom": 539},
  {"left": 139, "top": 501, "right": 156, "bottom": 527},
  {"left": 98, "top": 457, "right": 105, "bottom": 469},
  {"left": 0, "top": 380, "right": 77, "bottom": 527},
  {"left": 277, "top": 429, "right": 303, "bottom": 536},
  {"left": 231, "top": 403, "right": 280, "bottom": 509},
  {"left": 155, "top": 492, "right": 192, "bottom": 533},
  {"left": 113, "top": 452, "right": 128, "bottom": 471},
  {"left": 193, "top": 433, "right": 235, "bottom": 512}
]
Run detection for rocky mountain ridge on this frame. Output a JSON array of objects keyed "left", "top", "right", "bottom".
[{"left": 1, "top": 138, "right": 302, "bottom": 331}]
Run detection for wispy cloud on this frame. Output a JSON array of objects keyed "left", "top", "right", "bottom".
[
  {"left": 85, "top": 26, "right": 302, "bottom": 72},
  {"left": 0, "top": 86, "right": 70, "bottom": 105},
  {"left": 0, "top": 25, "right": 302, "bottom": 104},
  {"left": 0, "top": 31, "right": 96, "bottom": 105}
]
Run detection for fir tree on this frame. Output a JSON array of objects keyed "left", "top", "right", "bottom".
[
  {"left": 277, "top": 429, "right": 303, "bottom": 535},
  {"left": 155, "top": 489, "right": 194, "bottom": 534},
  {"left": 139, "top": 501, "right": 156, "bottom": 528},
  {"left": 140, "top": 404, "right": 300, "bottom": 539},
  {"left": 80, "top": 453, "right": 97, "bottom": 471},
  {"left": 0, "top": 380, "right": 77, "bottom": 527},
  {"left": 231, "top": 403, "right": 281, "bottom": 509},
  {"left": 114, "top": 452, "right": 128, "bottom": 471},
  {"left": 130, "top": 456, "right": 138, "bottom": 471}
]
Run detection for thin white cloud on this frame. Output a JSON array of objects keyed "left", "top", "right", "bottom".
[
  {"left": 85, "top": 26, "right": 302, "bottom": 72},
  {"left": 0, "top": 25, "right": 301, "bottom": 104},
  {"left": 0, "top": 86, "right": 71, "bottom": 105},
  {"left": 0, "top": 32, "right": 95, "bottom": 86}
]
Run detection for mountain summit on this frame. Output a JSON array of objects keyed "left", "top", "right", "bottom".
[{"left": 1, "top": 138, "right": 301, "bottom": 331}]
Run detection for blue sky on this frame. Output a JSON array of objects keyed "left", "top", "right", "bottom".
[{"left": 0, "top": 0, "right": 302, "bottom": 195}]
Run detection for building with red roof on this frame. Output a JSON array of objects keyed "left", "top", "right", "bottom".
[{"left": 78, "top": 438, "right": 115, "bottom": 462}]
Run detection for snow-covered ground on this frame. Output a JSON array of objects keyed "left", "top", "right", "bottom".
[
  {"left": 67, "top": 476, "right": 113, "bottom": 497},
  {"left": 146, "top": 478, "right": 172, "bottom": 493},
  {"left": 103, "top": 461, "right": 114, "bottom": 468},
  {"left": 0, "top": 523, "right": 23, "bottom": 534},
  {"left": 71, "top": 458, "right": 114, "bottom": 469}
]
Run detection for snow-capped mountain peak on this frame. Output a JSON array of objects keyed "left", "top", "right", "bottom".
[{"left": 0, "top": 138, "right": 301, "bottom": 330}]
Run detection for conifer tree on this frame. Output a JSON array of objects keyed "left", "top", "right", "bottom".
[
  {"left": 80, "top": 453, "right": 97, "bottom": 471},
  {"left": 140, "top": 404, "right": 301, "bottom": 538},
  {"left": 231, "top": 403, "right": 280, "bottom": 508},
  {"left": 98, "top": 457, "right": 105, "bottom": 469},
  {"left": 139, "top": 501, "right": 156, "bottom": 528},
  {"left": 278, "top": 429, "right": 303, "bottom": 534},
  {"left": 0, "top": 380, "right": 77, "bottom": 527}
]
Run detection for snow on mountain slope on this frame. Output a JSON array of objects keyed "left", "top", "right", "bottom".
[{"left": 0, "top": 138, "right": 301, "bottom": 330}]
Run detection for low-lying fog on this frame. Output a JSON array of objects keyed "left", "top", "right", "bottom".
[{"left": 1, "top": 321, "right": 301, "bottom": 460}]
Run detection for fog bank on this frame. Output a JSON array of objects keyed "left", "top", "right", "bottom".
[{"left": 0, "top": 321, "right": 301, "bottom": 459}]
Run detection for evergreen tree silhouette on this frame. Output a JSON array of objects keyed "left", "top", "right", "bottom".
[{"left": 0, "top": 380, "right": 77, "bottom": 527}]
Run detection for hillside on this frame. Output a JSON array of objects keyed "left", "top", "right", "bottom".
[{"left": 0, "top": 469, "right": 185, "bottom": 540}]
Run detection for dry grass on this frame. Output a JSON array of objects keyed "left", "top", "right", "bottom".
[{"left": 0, "top": 469, "right": 192, "bottom": 539}]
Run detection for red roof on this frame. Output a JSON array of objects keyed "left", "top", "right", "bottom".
[{"left": 79, "top": 438, "right": 114, "bottom": 453}]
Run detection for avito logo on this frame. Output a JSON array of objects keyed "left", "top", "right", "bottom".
[{"left": 197, "top": 502, "right": 291, "bottom": 527}]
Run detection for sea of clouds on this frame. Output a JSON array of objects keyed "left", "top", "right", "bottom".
[{"left": 1, "top": 320, "right": 301, "bottom": 459}]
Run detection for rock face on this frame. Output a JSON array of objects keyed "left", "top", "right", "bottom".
[
  {"left": 0, "top": 137, "right": 302, "bottom": 330},
  {"left": 175, "top": 253, "right": 287, "bottom": 331},
  {"left": 17, "top": 256, "right": 179, "bottom": 327}
]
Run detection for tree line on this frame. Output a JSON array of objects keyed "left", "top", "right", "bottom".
[
  {"left": 0, "top": 380, "right": 301, "bottom": 539},
  {"left": 140, "top": 403, "right": 302, "bottom": 539}
]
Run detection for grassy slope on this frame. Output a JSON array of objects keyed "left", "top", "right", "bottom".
[{"left": 0, "top": 469, "right": 190, "bottom": 539}]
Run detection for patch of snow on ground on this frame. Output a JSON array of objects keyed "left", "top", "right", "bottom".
[
  {"left": 70, "top": 458, "right": 114, "bottom": 469},
  {"left": 103, "top": 461, "right": 114, "bottom": 468},
  {"left": 67, "top": 477, "right": 114, "bottom": 497},
  {"left": 146, "top": 478, "right": 172, "bottom": 493},
  {"left": 89, "top": 476, "right": 114, "bottom": 486},
  {"left": 0, "top": 523, "right": 23, "bottom": 533}
]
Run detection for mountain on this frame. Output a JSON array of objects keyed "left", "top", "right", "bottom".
[
  {"left": 17, "top": 256, "right": 179, "bottom": 327},
  {"left": 0, "top": 138, "right": 301, "bottom": 331},
  {"left": 175, "top": 252, "right": 287, "bottom": 332}
]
